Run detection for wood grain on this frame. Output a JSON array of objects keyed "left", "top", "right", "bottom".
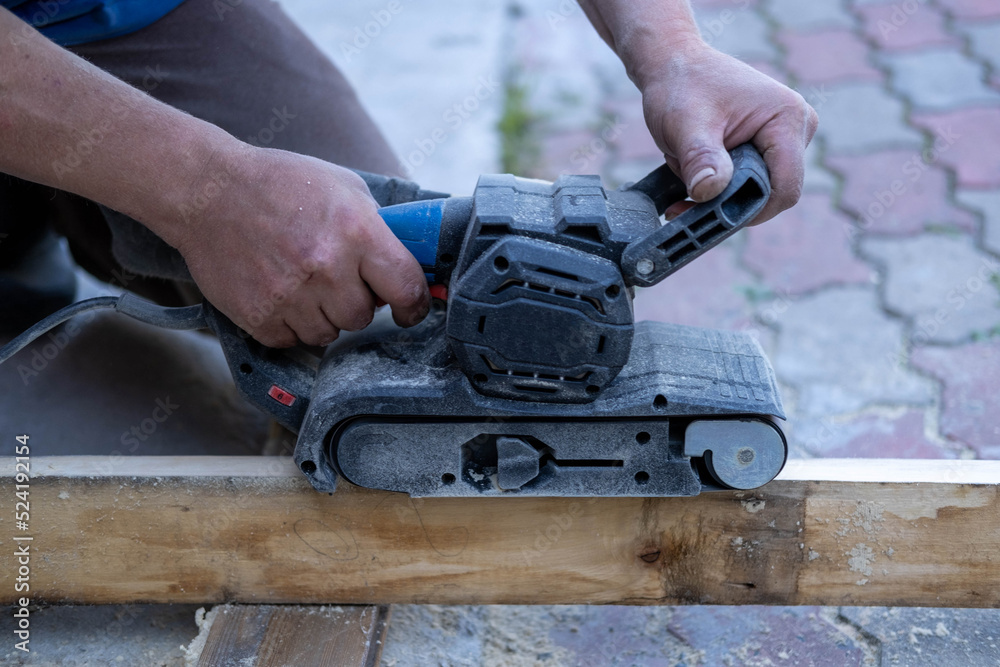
[
  {"left": 196, "top": 604, "right": 389, "bottom": 667},
  {"left": 2, "top": 456, "right": 998, "bottom": 607}
]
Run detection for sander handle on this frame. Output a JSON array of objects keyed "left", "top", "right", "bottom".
[{"left": 620, "top": 143, "right": 770, "bottom": 287}]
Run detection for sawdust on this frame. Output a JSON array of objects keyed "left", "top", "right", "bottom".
[
  {"left": 181, "top": 606, "right": 219, "bottom": 666},
  {"left": 847, "top": 543, "right": 875, "bottom": 584},
  {"left": 852, "top": 501, "right": 885, "bottom": 533},
  {"left": 741, "top": 498, "right": 766, "bottom": 513}
]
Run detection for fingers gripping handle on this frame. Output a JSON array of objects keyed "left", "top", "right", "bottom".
[{"left": 621, "top": 144, "right": 770, "bottom": 288}]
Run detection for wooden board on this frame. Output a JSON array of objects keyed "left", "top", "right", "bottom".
[
  {"left": 2, "top": 456, "right": 998, "bottom": 607},
  {"left": 195, "top": 604, "right": 389, "bottom": 667}
]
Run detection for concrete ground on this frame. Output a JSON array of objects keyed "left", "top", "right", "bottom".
[{"left": 2, "top": 0, "right": 999, "bottom": 665}]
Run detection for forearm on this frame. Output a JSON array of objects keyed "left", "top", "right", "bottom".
[
  {"left": 577, "top": 0, "right": 703, "bottom": 87},
  {"left": 0, "top": 8, "right": 241, "bottom": 251}
]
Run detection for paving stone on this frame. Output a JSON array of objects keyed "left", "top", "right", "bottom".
[
  {"left": 911, "top": 340, "right": 1000, "bottom": 456},
  {"left": 813, "top": 82, "right": 922, "bottom": 154},
  {"left": 692, "top": 3, "right": 777, "bottom": 61},
  {"left": 840, "top": 607, "right": 1000, "bottom": 666},
  {"left": 773, "top": 287, "right": 935, "bottom": 416},
  {"left": 743, "top": 58, "right": 787, "bottom": 84},
  {"left": 827, "top": 149, "right": 977, "bottom": 235},
  {"left": 284, "top": 0, "right": 507, "bottom": 192},
  {"left": 634, "top": 238, "right": 757, "bottom": 330},
  {"left": 861, "top": 234, "right": 1000, "bottom": 344},
  {"left": 778, "top": 28, "right": 881, "bottom": 84},
  {"left": 2, "top": 604, "right": 201, "bottom": 666},
  {"left": 764, "top": 0, "right": 855, "bottom": 30},
  {"left": 935, "top": 0, "right": 1000, "bottom": 19},
  {"left": 911, "top": 106, "right": 1000, "bottom": 189},
  {"left": 802, "top": 139, "right": 837, "bottom": 192},
  {"left": 538, "top": 129, "right": 613, "bottom": 180},
  {"left": 791, "top": 409, "right": 954, "bottom": 459},
  {"left": 858, "top": 2, "right": 960, "bottom": 52},
  {"left": 743, "top": 193, "right": 874, "bottom": 294},
  {"left": 882, "top": 49, "right": 1000, "bottom": 111},
  {"left": 956, "top": 188, "right": 1000, "bottom": 255},
  {"left": 961, "top": 20, "right": 1000, "bottom": 69},
  {"left": 602, "top": 99, "right": 662, "bottom": 163},
  {"left": 667, "top": 606, "right": 870, "bottom": 666}
]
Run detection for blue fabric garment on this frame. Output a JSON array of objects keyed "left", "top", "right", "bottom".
[{"left": 2, "top": 0, "right": 185, "bottom": 46}]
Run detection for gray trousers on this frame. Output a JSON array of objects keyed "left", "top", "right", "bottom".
[{"left": 2, "top": 0, "right": 402, "bottom": 303}]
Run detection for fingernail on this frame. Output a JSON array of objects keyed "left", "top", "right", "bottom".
[{"left": 688, "top": 167, "right": 716, "bottom": 195}]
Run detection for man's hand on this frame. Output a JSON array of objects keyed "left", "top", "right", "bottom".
[
  {"left": 578, "top": 0, "right": 818, "bottom": 224},
  {"left": 638, "top": 43, "right": 818, "bottom": 224},
  {"left": 176, "top": 147, "right": 430, "bottom": 348},
  {"left": 0, "top": 7, "right": 428, "bottom": 349}
]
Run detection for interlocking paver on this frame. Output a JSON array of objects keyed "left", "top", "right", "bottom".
[
  {"left": 778, "top": 28, "right": 881, "bottom": 84},
  {"left": 840, "top": 607, "right": 1000, "bottom": 666},
  {"left": 827, "top": 149, "right": 977, "bottom": 235},
  {"left": 765, "top": 0, "right": 855, "bottom": 30},
  {"left": 881, "top": 49, "right": 1000, "bottom": 111},
  {"left": 634, "top": 238, "right": 756, "bottom": 330},
  {"left": 692, "top": 3, "right": 777, "bottom": 61},
  {"left": 935, "top": 0, "right": 1000, "bottom": 20},
  {"left": 911, "top": 106, "right": 1000, "bottom": 189},
  {"left": 792, "top": 409, "right": 953, "bottom": 459},
  {"left": 862, "top": 234, "right": 1000, "bottom": 344},
  {"left": 667, "top": 606, "right": 870, "bottom": 666},
  {"left": 773, "top": 287, "right": 935, "bottom": 416},
  {"left": 961, "top": 20, "right": 1000, "bottom": 69},
  {"left": 911, "top": 340, "right": 1000, "bottom": 456},
  {"left": 956, "top": 188, "right": 1000, "bottom": 255},
  {"left": 812, "top": 82, "right": 922, "bottom": 154},
  {"left": 743, "top": 193, "right": 874, "bottom": 294},
  {"left": 802, "top": 139, "right": 836, "bottom": 192},
  {"left": 857, "top": 3, "right": 960, "bottom": 52}
]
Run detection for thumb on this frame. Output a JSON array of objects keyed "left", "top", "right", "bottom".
[{"left": 675, "top": 132, "right": 734, "bottom": 203}]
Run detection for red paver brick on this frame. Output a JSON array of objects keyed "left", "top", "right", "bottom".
[
  {"left": 858, "top": 3, "right": 960, "bottom": 51},
  {"left": 911, "top": 106, "right": 1000, "bottom": 189},
  {"left": 743, "top": 193, "right": 873, "bottom": 294},
  {"left": 778, "top": 28, "right": 881, "bottom": 84},
  {"left": 826, "top": 149, "right": 977, "bottom": 235},
  {"left": 936, "top": 0, "right": 1000, "bottom": 19},
  {"left": 633, "top": 241, "right": 755, "bottom": 330},
  {"left": 911, "top": 340, "right": 1000, "bottom": 457},
  {"left": 797, "top": 410, "right": 954, "bottom": 459}
]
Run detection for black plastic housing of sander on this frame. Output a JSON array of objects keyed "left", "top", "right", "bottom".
[{"left": 204, "top": 144, "right": 787, "bottom": 497}]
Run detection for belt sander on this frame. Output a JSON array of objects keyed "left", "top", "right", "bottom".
[{"left": 0, "top": 144, "right": 787, "bottom": 497}]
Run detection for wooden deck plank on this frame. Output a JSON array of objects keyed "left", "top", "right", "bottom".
[
  {"left": 195, "top": 604, "right": 389, "bottom": 667},
  {"left": 2, "top": 456, "right": 998, "bottom": 607}
]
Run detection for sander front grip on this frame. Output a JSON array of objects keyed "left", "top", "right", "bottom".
[{"left": 374, "top": 144, "right": 770, "bottom": 289}]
